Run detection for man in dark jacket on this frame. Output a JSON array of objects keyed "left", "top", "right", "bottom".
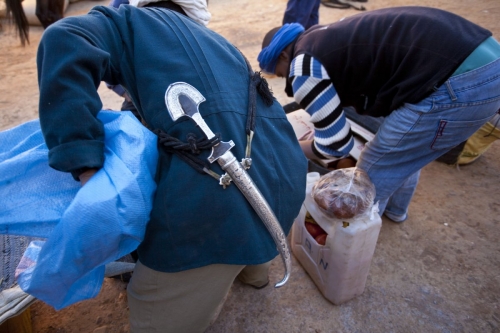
[
  {"left": 258, "top": 6, "right": 500, "bottom": 223},
  {"left": 37, "top": 2, "right": 307, "bottom": 331}
]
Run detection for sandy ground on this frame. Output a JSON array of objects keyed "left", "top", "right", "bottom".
[{"left": 1, "top": 0, "right": 500, "bottom": 332}]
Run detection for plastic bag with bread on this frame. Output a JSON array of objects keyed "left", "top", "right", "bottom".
[{"left": 311, "top": 167, "right": 376, "bottom": 219}]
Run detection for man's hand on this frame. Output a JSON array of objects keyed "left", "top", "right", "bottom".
[
  {"left": 79, "top": 168, "right": 98, "bottom": 186},
  {"left": 299, "top": 140, "right": 316, "bottom": 160}
]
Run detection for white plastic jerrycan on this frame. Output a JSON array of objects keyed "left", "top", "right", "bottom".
[{"left": 291, "top": 171, "right": 382, "bottom": 305}]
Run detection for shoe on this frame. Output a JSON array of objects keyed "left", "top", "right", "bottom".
[
  {"left": 321, "top": 0, "right": 366, "bottom": 10},
  {"left": 383, "top": 211, "right": 408, "bottom": 223},
  {"left": 321, "top": 0, "right": 350, "bottom": 9},
  {"left": 251, "top": 280, "right": 269, "bottom": 290}
]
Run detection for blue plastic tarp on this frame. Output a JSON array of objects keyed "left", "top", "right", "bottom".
[{"left": 0, "top": 111, "right": 158, "bottom": 309}]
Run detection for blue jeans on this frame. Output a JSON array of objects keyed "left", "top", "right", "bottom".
[
  {"left": 357, "top": 57, "right": 500, "bottom": 220},
  {"left": 282, "top": 0, "right": 321, "bottom": 30}
]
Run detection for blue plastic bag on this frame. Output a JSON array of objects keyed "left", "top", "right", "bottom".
[
  {"left": 0, "top": 111, "right": 158, "bottom": 309},
  {"left": 0, "top": 120, "right": 79, "bottom": 238}
]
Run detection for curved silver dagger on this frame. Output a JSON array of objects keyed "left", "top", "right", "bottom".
[{"left": 165, "top": 82, "right": 291, "bottom": 288}]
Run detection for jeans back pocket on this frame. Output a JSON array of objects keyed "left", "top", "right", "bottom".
[{"left": 431, "top": 116, "right": 493, "bottom": 151}]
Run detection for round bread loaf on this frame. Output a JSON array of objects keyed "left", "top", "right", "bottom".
[{"left": 312, "top": 167, "right": 375, "bottom": 219}]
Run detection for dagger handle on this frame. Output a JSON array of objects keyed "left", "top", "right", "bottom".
[{"left": 176, "top": 94, "right": 216, "bottom": 139}]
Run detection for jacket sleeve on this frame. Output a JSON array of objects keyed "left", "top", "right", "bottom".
[{"left": 37, "top": 10, "right": 123, "bottom": 176}]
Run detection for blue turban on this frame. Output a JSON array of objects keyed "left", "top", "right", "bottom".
[{"left": 258, "top": 23, "right": 305, "bottom": 74}]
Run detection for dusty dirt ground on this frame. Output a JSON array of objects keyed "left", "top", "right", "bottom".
[{"left": 1, "top": 0, "right": 500, "bottom": 332}]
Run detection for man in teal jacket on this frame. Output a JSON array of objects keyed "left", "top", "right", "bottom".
[{"left": 37, "top": 2, "right": 307, "bottom": 332}]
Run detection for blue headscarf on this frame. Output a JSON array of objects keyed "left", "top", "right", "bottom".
[{"left": 258, "top": 23, "right": 305, "bottom": 74}]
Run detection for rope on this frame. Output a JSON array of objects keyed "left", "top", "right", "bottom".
[
  {"left": 237, "top": 45, "right": 274, "bottom": 135},
  {"left": 247, "top": 71, "right": 273, "bottom": 135},
  {"left": 155, "top": 129, "right": 220, "bottom": 175},
  {"left": 155, "top": 47, "right": 276, "bottom": 179},
  {"left": 321, "top": 0, "right": 366, "bottom": 11}
]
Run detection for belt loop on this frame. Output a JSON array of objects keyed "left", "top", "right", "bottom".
[{"left": 445, "top": 81, "right": 457, "bottom": 101}]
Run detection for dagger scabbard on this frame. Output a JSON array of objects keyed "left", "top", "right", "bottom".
[{"left": 217, "top": 151, "right": 291, "bottom": 288}]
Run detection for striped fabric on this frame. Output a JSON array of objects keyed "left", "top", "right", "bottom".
[{"left": 290, "top": 54, "right": 353, "bottom": 159}]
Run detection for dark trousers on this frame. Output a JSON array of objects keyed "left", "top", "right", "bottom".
[{"left": 283, "top": 0, "right": 321, "bottom": 30}]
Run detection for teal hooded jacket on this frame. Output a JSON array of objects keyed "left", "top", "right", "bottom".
[{"left": 37, "top": 5, "right": 307, "bottom": 272}]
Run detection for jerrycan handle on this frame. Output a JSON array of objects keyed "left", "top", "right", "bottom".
[{"left": 306, "top": 172, "right": 321, "bottom": 189}]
